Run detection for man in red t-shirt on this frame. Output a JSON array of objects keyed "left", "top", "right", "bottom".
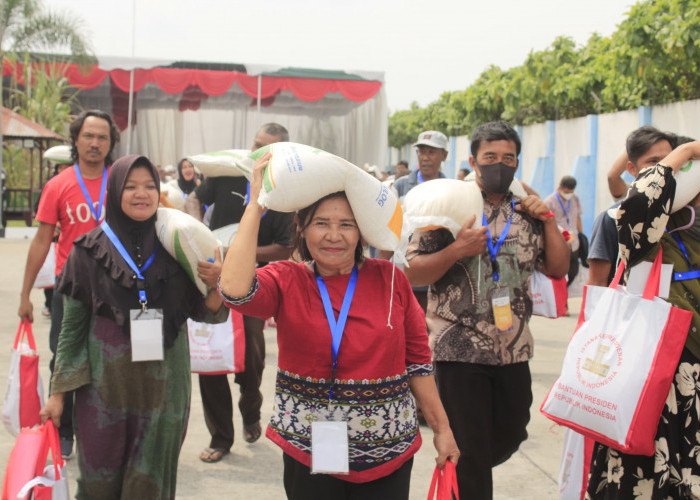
[{"left": 17, "top": 110, "right": 120, "bottom": 458}]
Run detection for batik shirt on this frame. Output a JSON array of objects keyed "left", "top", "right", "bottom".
[{"left": 407, "top": 192, "right": 546, "bottom": 365}]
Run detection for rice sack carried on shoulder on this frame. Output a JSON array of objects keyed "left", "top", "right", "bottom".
[
  {"left": 187, "top": 149, "right": 250, "bottom": 178},
  {"left": 403, "top": 178, "right": 484, "bottom": 239},
  {"left": 155, "top": 208, "right": 221, "bottom": 295},
  {"left": 159, "top": 182, "right": 186, "bottom": 211},
  {"left": 401, "top": 175, "right": 528, "bottom": 243},
  {"left": 246, "top": 142, "right": 403, "bottom": 251},
  {"left": 672, "top": 160, "right": 700, "bottom": 212}
]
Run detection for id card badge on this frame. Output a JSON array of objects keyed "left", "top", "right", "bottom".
[
  {"left": 130, "top": 309, "right": 164, "bottom": 362},
  {"left": 311, "top": 407, "right": 349, "bottom": 474},
  {"left": 491, "top": 287, "right": 513, "bottom": 334}
]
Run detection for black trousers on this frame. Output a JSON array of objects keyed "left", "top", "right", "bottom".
[
  {"left": 282, "top": 453, "right": 413, "bottom": 500},
  {"left": 49, "top": 290, "right": 74, "bottom": 442},
  {"left": 199, "top": 315, "right": 266, "bottom": 450},
  {"left": 435, "top": 361, "right": 532, "bottom": 500}
]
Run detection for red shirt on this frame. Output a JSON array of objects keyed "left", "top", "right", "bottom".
[
  {"left": 230, "top": 259, "right": 432, "bottom": 482},
  {"left": 35, "top": 166, "right": 109, "bottom": 275}
]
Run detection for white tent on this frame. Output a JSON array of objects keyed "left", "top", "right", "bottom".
[{"left": 54, "top": 56, "right": 388, "bottom": 168}]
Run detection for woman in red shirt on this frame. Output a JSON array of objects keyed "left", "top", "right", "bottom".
[{"left": 218, "top": 153, "right": 459, "bottom": 499}]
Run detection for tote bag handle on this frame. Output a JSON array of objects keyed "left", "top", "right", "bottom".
[
  {"left": 609, "top": 246, "right": 664, "bottom": 301},
  {"left": 13, "top": 319, "right": 36, "bottom": 351}
]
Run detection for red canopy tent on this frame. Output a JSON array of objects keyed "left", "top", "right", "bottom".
[{"left": 2, "top": 58, "right": 386, "bottom": 167}]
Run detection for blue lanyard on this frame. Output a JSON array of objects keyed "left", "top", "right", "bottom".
[
  {"left": 100, "top": 221, "right": 157, "bottom": 307},
  {"left": 315, "top": 264, "right": 358, "bottom": 404},
  {"left": 482, "top": 199, "right": 515, "bottom": 282},
  {"left": 555, "top": 193, "right": 570, "bottom": 226},
  {"left": 74, "top": 164, "right": 108, "bottom": 223},
  {"left": 670, "top": 232, "right": 700, "bottom": 281},
  {"left": 245, "top": 181, "right": 268, "bottom": 219},
  {"left": 417, "top": 171, "right": 425, "bottom": 183}
]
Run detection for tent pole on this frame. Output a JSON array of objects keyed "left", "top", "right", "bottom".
[
  {"left": 126, "top": 0, "right": 136, "bottom": 155},
  {"left": 126, "top": 69, "right": 134, "bottom": 154}
]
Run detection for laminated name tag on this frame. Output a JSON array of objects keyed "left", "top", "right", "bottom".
[
  {"left": 491, "top": 287, "right": 513, "bottom": 334},
  {"left": 130, "top": 309, "right": 164, "bottom": 362},
  {"left": 311, "top": 419, "right": 349, "bottom": 474}
]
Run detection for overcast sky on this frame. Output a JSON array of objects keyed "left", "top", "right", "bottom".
[{"left": 44, "top": 0, "right": 635, "bottom": 112}]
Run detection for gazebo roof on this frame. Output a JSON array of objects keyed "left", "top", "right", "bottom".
[{"left": 1, "top": 107, "right": 66, "bottom": 141}]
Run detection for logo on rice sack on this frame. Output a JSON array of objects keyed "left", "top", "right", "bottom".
[
  {"left": 576, "top": 333, "right": 623, "bottom": 388},
  {"left": 251, "top": 142, "right": 403, "bottom": 251}
]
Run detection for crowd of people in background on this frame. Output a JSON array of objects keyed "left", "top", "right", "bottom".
[{"left": 14, "top": 108, "right": 700, "bottom": 499}]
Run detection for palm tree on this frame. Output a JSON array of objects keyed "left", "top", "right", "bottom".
[
  {"left": 0, "top": 0, "right": 92, "bottom": 58},
  {"left": 0, "top": 0, "right": 93, "bottom": 234}
]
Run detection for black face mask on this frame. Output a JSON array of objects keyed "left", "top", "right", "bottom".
[{"left": 476, "top": 162, "right": 516, "bottom": 194}]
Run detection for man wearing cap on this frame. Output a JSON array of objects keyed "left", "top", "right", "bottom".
[
  {"left": 404, "top": 121, "right": 569, "bottom": 499},
  {"left": 392, "top": 130, "right": 449, "bottom": 312},
  {"left": 392, "top": 130, "right": 448, "bottom": 203}
]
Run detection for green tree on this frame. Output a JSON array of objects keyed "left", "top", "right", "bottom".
[{"left": 388, "top": 0, "right": 700, "bottom": 148}]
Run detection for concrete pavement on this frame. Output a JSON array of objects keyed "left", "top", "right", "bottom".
[{"left": 0, "top": 236, "right": 576, "bottom": 499}]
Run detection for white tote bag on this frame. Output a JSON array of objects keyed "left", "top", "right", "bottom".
[
  {"left": 188, "top": 309, "right": 245, "bottom": 374},
  {"left": 541, "top": 249, "right": 692, "bottom": 455},
  {"left": 33, "top": 243, "right": 55, "bottom": 289},
  {"left": 531, "top": 270, "right": 568, "bottom": 318},
  {"left": 558, "top": 429, "right": 594, "bottom": 500}
]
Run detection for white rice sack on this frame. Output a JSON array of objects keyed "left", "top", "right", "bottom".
[
  {"left": 155, "top": 208, "right": 221, "bottom": 295},
  {"left": 672, "top": 160, "right": 700, "bottom": 213},
  {"left": 44, "top": 145, "right": 72, "bottom": 164},
  {"left": 212, "top": 223, "right": 239, "bottom": 248},
  {"left": 464, "top": 171, "right": 528, "bottom": 198},
  {"left": 187, "top": 149, "right": 250, "bottom": 178},
  {"left": 159, "top": 182, "right": 186, "bottom": 211},
  {"left": 253, "top": 142, "right": 403, "bottom": 251},
  {"left": 403, "top": 179, "right": 484, "bottom": 239}
]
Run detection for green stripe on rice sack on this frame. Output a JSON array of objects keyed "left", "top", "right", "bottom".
[{"left": 173, "top": 230, "right": 196, "bottom": 283}]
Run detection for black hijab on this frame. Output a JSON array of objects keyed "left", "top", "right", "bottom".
[
  {"left": 57, "top": 155, "right": 206, "bottom": 348},
  {"left": 177, "top": 158, "right": 197, "bottom": 195}
]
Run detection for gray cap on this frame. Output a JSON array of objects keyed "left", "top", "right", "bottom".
[{"left": 413, "top": 131, "right": 448, "bottom": 151}]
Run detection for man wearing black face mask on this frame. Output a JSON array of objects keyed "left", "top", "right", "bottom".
[{"left": 404, "top": 121, "right": 569, "bottom": 500}]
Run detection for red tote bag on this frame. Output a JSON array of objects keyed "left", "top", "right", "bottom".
[
  {"left": 427, "top": 461, "right": 459, "bottom": 500},
  {"left": 2, "top": 320, "right": 44, "bottom": 436}
]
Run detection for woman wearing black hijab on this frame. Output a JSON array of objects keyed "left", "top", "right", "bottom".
[
  {"left": 40, "top": 155, "right": 224, "bottom": 499},
  {"left": 172, "top": 158, "right": 198, "bottom": 195}
]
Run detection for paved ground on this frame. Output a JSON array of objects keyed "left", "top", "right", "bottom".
[{"left": 0, "top": 235, "right": 578, "bottom": 499}]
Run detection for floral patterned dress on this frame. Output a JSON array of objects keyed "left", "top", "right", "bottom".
[{"left": 587, "top": 163, "right": 700, "bottom": 499}]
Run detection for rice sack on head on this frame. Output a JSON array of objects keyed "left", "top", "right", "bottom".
[
  {"left": 187, "top": 149, "right": 250, "bottom": 178},
  {"left": 672, "top": 160, "right": 700, "bottom": 212},
  {"left": 402, "top": 178, "right": 484, "bottom": 239},
  {"left": 155, "top": 208, "right": 221, "bottom": 295},
  {"left": 248, "top": 142, "right": 403, "bottom": 252}
]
